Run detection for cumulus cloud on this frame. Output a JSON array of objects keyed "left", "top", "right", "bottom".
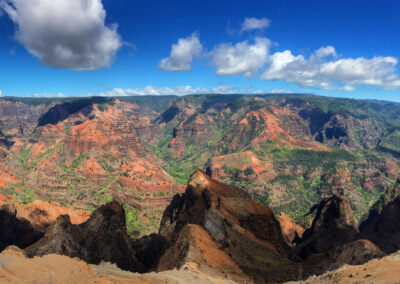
[
  {"left": 158, "top": 33, "right": 203, "bottom": 71},
  {"left": 261, "top": 46, "right": 400, "bottom": 90},
  {"left": 0, "top": 0, "right": 122, "bottom": 70},
  {"left": 241, "top": 17, "right": 270, "bottom": 32},
  {"left": 96, "top": 85, "right": 241, "bottom": 97},
  {"left": 31, "top": 92, "right": 67, "bottom": 98},
  {"left": 211, "top": 37, "right": 270, "bottom": 77}
]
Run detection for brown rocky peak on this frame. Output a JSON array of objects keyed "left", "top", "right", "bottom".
[
  {"left": 187, "top": 169, "right": 210, "bottom": 191},
  {"left": 360, "top": 177, "right": 400, "bottom": 232},
  {"left": 301, "top": 239, "right": 384, "bottom": 277},
  {"left": 360, "top": 193, "right": 400, "bottom": 253},
  {"left": 24, "top": 201, "right": 145, "bottom": 273},
  {"left": 277, "top": 212, "right": 305, "bottom": 245},
  {"left": 159, "top": 169, "right": 299, "bottom": 283},
  {"left": 311, "top": 195, "right": 358, "bottom": 232},
  {"left": 0, "top": 203, "right": 43, "bottom": 251},
  {"left": 187, "top": 169, "right": 250, "bottom": 199},
  {"left": 295, "top": 195, "right": 359, "bottom": 259}
]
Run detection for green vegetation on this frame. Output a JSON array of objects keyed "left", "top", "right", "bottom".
[
  {"left": 97, "top": 175, "right": 120, "bottom": 202},
  {"left": 123, "top": 204, "right": 143, "bottom": 238},
  {"left": 99, "top": 160, "right": 114, "bottom": 173},
  {"left": 8, "top": 183, "right": 36, "bottom": 204},
  {"left": 65, "top": 152, "right": 88, "bottom": 173},
  {"left": 31, "top": 144, "right": 62, "bottom": 167},
  {"left": 4, "top": 93, "right": 400, "bottom": 233},
  {"left": 380, "top": 130, "right": 400, "bottom": 153},
  {"left": 20, "top": 147, "right": 31, "bottom": 165},
  {"left": 65, "top": 125, "right": 71, "bottom": 134},
  {"left": 97, "top": 104, "right": 107, "bottom": 112}
]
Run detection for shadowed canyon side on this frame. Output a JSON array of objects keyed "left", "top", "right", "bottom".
[
  {"left": 1, "top": 0, "right": 400, "bottom": 281},
  {"left": 2, "top": 94, "right": 400, "bottom": 229},
  {"left": 2, "top": 95, "right": 400, "bottom": 282},
  {"left": 3, "top": 169, "right": 400, "bottom": 283}
]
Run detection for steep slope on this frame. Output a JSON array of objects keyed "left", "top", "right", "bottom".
[
  {"left": 360, "top": 195, "right": 400, "bottom": 253},
  {"left": 149, "top": 94, "right": 400, "bottom": 224},
  {"left": 301, "top": 239, "right": 384, "bottom": 276},
  {"left": 295, "top": 195, "right": 360, "bottom": 259},
  {"left": 158, "top": 170, "right": 300, "bottom": 283},
  {"left": 0, "top": 97, "right": 183, "bottom": 236},
  {"left": 2, "top": 94, "right": 400, "bottom": 236},
  {"left": 0, "top": 203, "right": 43, "bottom": 251},
  {"left": 2, "top": 171, "right": 397, "bottom": 283},
  {"left": 25, "top": 202, "right": 145, "bottom": 272},
  {"left": 287, "top": 250, "right": 400, "bottom": 284},
  {"left": 277, "top": 212, "right": 305, "bottom": 245},
  {"left": 0, "top": 246, "right": 234, "bottom": 284}
]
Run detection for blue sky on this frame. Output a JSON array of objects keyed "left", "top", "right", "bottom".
[{"left": 0, "top": 0, "right": 400, "bottom": 101}]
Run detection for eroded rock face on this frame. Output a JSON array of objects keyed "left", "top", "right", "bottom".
[
  {"left": 295, "top": 195, "right": 359, "bottom": 259},
  {"left": 0, "top": 246, "right": 232, "bottom": 284},
  {"left": 158, "top": 224, "right": 249, "bottom": 283},
  {"left": 17, "top": 200, "right": 90, "bottom": 231},
  {"left": 159, "top": 170, "right": 300, "bottom": 283},
  {"left": 302, "top": 239, "right": 384, "bottom": 276},
  {"left": 0, "top": 204, "right": 43, "bottom": 251},
  {"left": 287, "top": 250, "right": 400, "bottom": 284},
  {"left": 277, "top": 212, "right": 305, "bottom": 245},
  {"left": 132, "top": 233, "right": 168, "bottom": 271},
  {"left": 360, "top": 178, "right": 400, "bottom": 232},
  {"left": 360, "top": 194, "right": 400, "bottom": 253},
  {"left": 25, "top": 202, "right": 145, "bottom": 273}
]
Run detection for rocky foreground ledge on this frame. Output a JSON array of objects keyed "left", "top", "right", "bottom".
[
  {"left": 0, "top": 246, "right": 234, "bottom": 284},
  {"left": 2, "top": 170, "right": 400, "bottom": 283}
]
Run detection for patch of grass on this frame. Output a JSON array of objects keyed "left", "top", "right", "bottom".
[
  {"left": 65, "top": 152, "right": 88, "bottom": 173},
  {"left": 99, "top": 160, "right": 114, "bottom": 173},
  {"left": 31, "top": 144, "right": 61, "bottom": 166},
  {"left": 123, "top": 204, "right": 143, "bottom": 238},
  {"left": 97, "top": 175, "right": 120, "bottom": 202}
]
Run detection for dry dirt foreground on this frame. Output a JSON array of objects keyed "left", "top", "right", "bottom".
[
  {"left": 286, "top": 252, "right": 400, "bottom": 284},
  {"left": 0, "top": 246, "right": 238, "bottom": 284}
]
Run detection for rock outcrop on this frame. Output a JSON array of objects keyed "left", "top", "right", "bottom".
[
  {"left": 277, "top": 212, "right": 305, "bottom": 245},
  {"left": 158, "top": 170, "right": 300, "bottom": 283},
  {"left": 132, "top": 233, "right": 168, "bottom": 271},
  {"left": 295, "top": 195, "right": 359, "bottom": 259},
  {"left": 359, "top": 178, "right": 400, "bottom": 231},
  {"left": 301, "top": 239, "right": 384, "bottom": 276},
  {"left": 360, "top": 194, "right": 400, "bottom": 253},
  {"left": 287, "top": 250, "right": 400, "bottom": 284},
  {"left": 15, "top": 200, "right": 90, "bottom": 231},
  {"left": 0, "top": 246, "right": 232, "bottom": 284},
  {"left": 157, "top": 224, "right": 249, "bottom": 282},
  {"left": 25, "top": 202, "right": 145, "bottom": 273},
  {"left": 0, "top": 203, "right": 43, "bottom": 251}
]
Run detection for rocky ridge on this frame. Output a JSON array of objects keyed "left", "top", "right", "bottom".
[
  {"left": 2, "top": 94, "right": 400, "bottom": 233},
  {"left": 1, "top": 170, "right": 398, "bottom": 283}
]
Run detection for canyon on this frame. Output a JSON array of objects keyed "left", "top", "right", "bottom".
[
  {"left": 1, "top": 94, "right": 400, "bottom": 233},
  {"left": 1, "top": 169, "right": 400, "bottom": 283},
  {"left": 2, "top": 94, "right": 400, "bottom": 282}
]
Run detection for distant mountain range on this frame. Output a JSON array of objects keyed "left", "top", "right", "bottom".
[{"left": 1, "top": 93, "right": 400, "bottom": 233}]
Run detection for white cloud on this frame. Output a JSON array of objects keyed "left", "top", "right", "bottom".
[
  {"left": 269, "top": 89, "right": 294, "bottom": 94},
  {"left": 241, "top": 17, "right": 270, "bottom": 32},
  {"left": 158, "top": 33, "right": 203, "bottom": 71},
  {"left": 315, "top": 46, "right": 337, "bottom": 58},
  {"left": 211, "top": 37, "right": 270, "bottom": 77},
  {"left": 251, "top": 89, "right": 294, "bottom": 94},
  {"left": 0, "top": 90, "right": 3, "bottom": 97},
  {"left": 261, "top": 46, "right": 400, "bottom": 90},
  {"left": 0, "top": 0, "right": 122, "bottom": 70},
  {"left": 97, "top": 85, "right": 241, "bottom": 97},
  {"left": 31, "top": 92, "right": 67, "bottom": 98}
]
